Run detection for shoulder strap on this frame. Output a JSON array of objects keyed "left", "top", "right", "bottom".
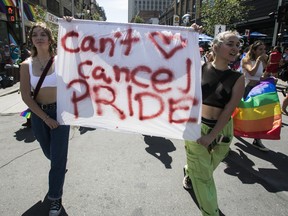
[{"left": 33, "top": 56, "right": 54, "bottom": 100}]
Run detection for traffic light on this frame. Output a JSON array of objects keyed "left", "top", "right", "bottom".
[{"left": 6, "top": 6, "right": 16, "bottom": 22}]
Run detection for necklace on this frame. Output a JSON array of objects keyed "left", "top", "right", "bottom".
[{"left": 37, "top": 56, "right": 49, "bottom": 71}]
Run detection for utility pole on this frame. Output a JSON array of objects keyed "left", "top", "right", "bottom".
[
  {"left": 19, "top": 0, "right": 26, "bottom": 44},
  {"left": 272, "top": 0, "right": 283, "bottom": 46},
  {"left": 72, "top": 0, "right": 75, "bottom": 17}
]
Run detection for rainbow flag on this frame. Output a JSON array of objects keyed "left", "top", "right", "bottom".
[
  {"left": 20, "top": 109, "right": 31, "bottom": 119},
  {"left": 233, "top": 78, "right": 282, "bottom": 140}
]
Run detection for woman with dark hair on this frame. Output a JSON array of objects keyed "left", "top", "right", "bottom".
[
  {"left": 242, "top": 40, "right": 269, "bottom": 151},
  {"left": 20, "top": 22, "right": 70, "bottom": 216}
]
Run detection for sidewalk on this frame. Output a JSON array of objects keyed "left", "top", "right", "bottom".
[
  {"left": 0, "top": 81, "right": 20, "bottom": 97},
  {"left": 0, "top": 82, "right": 27, "bottom": 115}
]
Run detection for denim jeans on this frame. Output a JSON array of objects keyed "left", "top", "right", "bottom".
[{"left": 31, "top": 106, "right": 70, "bottom": 200}]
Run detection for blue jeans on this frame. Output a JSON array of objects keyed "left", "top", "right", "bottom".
[{"left": 31, "top": 106, "right": 70, "bottom": 200}]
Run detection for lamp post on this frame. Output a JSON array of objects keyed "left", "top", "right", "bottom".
[
  {"left": 272, "top": 0, "right": 283, "bottom": 46},
  {"left": 72, "top": 0, "right": 75, "bottom": 17},
  {"left": 19, "top": 0, "right": 25, "bottom": 44}
]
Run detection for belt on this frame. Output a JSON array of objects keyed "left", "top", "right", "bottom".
[{"left": 38, "top": 102, "right": 57, "bottom": 110}]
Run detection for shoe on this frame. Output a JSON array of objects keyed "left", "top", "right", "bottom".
[
  {"left": 183, "top": 165, "right": 192, "bottom": 190},
  {"left": 49, "top": 198, "right": 62, "bottom": 216},
  {"left": 22, "top": 119, "right": 31, "bottom": 128},
  {"left": 252, "top": 139, "right": 269, "bottom": 152}
]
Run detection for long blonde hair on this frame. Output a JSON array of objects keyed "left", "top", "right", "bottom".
[{"left": 28, "top": 22, "right": 55, "bottom": 57}]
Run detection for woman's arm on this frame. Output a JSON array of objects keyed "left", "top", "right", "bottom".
[
  {"left": 197, "top": 75, "right": 245, "bottom": 148},
  {"left": 242, "top": 56, "right": 263, "bottom": 76}
]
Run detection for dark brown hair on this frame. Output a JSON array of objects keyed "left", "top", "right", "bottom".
[{"left": 28, "top": 22, "right": 55, "bottom": 57}]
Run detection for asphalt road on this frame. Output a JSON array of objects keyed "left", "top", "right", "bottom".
[{"left": 0, "top": 84, "right": 288, "bottom": 216}]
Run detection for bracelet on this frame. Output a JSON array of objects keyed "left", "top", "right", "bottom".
[{"left": 43, "top": 115, "right": 50, "bottom": 121}]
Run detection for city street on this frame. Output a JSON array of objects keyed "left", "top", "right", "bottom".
[{"left": 0, "top": 83, "right": 288, "bottom": 216}]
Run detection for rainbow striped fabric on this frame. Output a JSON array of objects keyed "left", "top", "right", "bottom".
[
  {"left": 20, "top": 109, "right": 31, "bottom": 119},
  {"left": 233, "top": 78, "right": 282, "bottom": 140}
]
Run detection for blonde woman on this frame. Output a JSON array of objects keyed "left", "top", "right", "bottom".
[{"left": 183, "top": 30, "right": 245, "bottom": 216}]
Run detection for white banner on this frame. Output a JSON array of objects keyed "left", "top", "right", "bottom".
[{"left": 56, "top": 19, "right": 202, "bottom": 141}]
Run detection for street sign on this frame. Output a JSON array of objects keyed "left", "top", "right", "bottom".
[
  {"left": 214, "top": 24, "right": 226, "bottom": 37},
  {"left": 173, "top": 15, "right": 179, "bottom": 26},
  {"left": 46, "top": 12, "right": 59, "bottom": 25}
]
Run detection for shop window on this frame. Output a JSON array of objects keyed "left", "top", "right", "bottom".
[{"left": 47, "top": 0, "right": 60, "bottom": 16}]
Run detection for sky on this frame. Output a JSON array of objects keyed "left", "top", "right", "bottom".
[{"left": 96, "top": 0, "right": 128, "bottom": 23}]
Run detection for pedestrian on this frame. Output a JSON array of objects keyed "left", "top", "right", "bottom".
[
  {"left": 265, "top": 46, "right": 282, "bottom": 78},
  {"left": 3, "top": 44, "right": 11, "bottom": 64},
  {"left": 183, "top": 28, "right": 245, "bottom": 216},
  {"left": 20, "top": 22, "right": 70, "bottom": 216},
  {"left": 241, "top": 40, "right": 269, "bottom": 151},
  {"left": 10, "top": 43, "right": 20, "bottom": 64},
  {"left": 283, "top": 47, "right": 288, "bottom": 65},
  {"left": 20, "top": 42, "right": 31, "bottom": 62}
]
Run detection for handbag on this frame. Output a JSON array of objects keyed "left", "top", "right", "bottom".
[{"left": 20, "top": 56, "right": 55, "bottom": 119}]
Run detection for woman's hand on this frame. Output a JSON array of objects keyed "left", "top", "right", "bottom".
[
  {"left": 44, "top": 117, "right": 59, "bottom": 129},
  {"left": 191, "top": 23, "right": 203, "bottom": 33},
  {"left": 196, "top": 134, "right": 215, "bottom": 149},
  {"left": 63, "top": 16, "right": 73, "bottom": 22}
]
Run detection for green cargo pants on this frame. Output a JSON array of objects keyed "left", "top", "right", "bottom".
[{"left": 184, "top": 119, "right": 233, "bottom": 216}]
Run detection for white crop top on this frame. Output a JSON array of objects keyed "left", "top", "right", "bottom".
[
  {"left": 243, "top": 60, "right": 264, "bottom": 85},
  {"left": 28, "top": 57, "right": 57, "bottom": 90}
]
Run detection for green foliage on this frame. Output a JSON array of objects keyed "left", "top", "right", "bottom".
[
  {"left": 201, "top": 0, "right": 252, "bottom": 35},
  {"left": 33, "top": 5, "right": 58, "bottom": 42},
  {"left": 134, "top": 15, "right": 145, "bottom": 23}
]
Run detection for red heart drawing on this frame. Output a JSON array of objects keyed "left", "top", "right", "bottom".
[{"left": 148, "top": 32, "right": 187, "bottom": 59}]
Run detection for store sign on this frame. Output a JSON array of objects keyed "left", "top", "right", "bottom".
[{"left": 46, "top": 12, "right": 59, "bottom": 25}]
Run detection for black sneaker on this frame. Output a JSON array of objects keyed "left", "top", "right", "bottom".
[
  {"left": 49, "top": 198, "right": 62, "bottom": 216},
  {"left": 183, "top": 165, "right": 192, "bottom": 190},
  {"left": 252, "top": 139, "right": 269, "bottom": 152},
  {"left": 22, "top": 119, "right": 31, "bottom": 128}
]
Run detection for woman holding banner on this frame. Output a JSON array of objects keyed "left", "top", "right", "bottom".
[
  {"left": 183, "top": 28, "right": 245, "bottom": 216},
  {"left": 20, "top": 22, "right": 70, "bottom": 216},
  {"left": 241, "top": 40, "right": 269, "bottom": 151}
]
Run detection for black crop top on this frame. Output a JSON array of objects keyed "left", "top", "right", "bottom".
[{"left": 202, "top": 62, "right": 242, "bottom": 109}]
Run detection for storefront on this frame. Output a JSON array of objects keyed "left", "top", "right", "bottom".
[{"left": 0, "top": 0, "right": 36, "bottom": 47}]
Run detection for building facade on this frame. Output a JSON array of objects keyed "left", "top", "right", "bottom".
[
  {"left": 0, "top": 0, "right": 106, "bottom": 48},
  {"left": 159, "top": 0, "right": 288, "bottom": 46},
  {"left": 128, "top": 0, "right": 174, "bottom": 22}
]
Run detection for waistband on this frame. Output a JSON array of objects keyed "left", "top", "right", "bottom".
[
  {"left": 201, "top": 117, "right": 217, "bottom": 128},
  {"left": 37, "top": 102, "right": 57, "bottom": 110}
]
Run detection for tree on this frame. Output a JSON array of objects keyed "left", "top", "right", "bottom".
[
  {"left": 33, "top": 5, "right": 58, "bottom": 41},
  {"left": 134, "top": 15, "right": 145, "bottom": 23},
  {"left": 201, "top": 0, "right": 252, "bottom": 36}
]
